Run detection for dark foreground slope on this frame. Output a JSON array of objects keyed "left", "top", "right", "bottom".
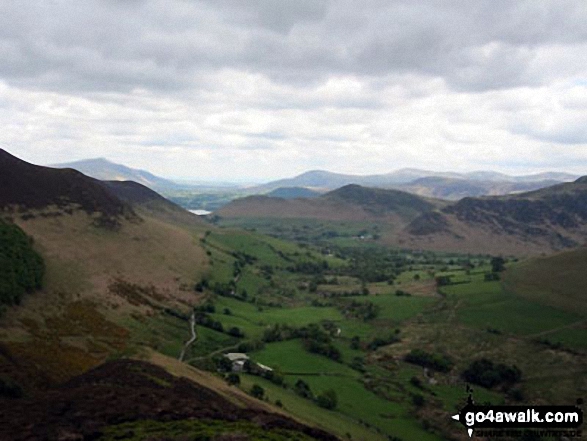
[
  {"left": 0, "top": 149, "right": 136, "bottom": 227},
  {"left": 0, "top": 359, "right": 336, "bottom": 441}
]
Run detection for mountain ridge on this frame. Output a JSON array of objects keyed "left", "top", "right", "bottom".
[{"left": 53, "top": 157, "right": 180, "bottom": 190}]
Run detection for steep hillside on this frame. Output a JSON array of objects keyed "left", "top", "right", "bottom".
[
  {"left": 218, "top": 184, "right": 440, "bottom": 224},
  {"left": 0, "top": 150, "right": 209, "bottom": 389},
  {"left": 401, "top": 177, "right": 587, "bottom": 255},
  {"left": 0, "top": 151, "right": 341, "bottom": 440},
  {"left": 0, "top": 149, "right": 136, "bottom": 228},
  {"left": 53, "top": 157, "right": 179, "bottom": 190},
  {"left": 505, "top": 246, "right": 587, "bottom": 316},
  {"left": 0, "top": 359, "right": 336, "bottom": 441},
  {"left": 102, "top": 180, "right": 204, "bottom": 227}
]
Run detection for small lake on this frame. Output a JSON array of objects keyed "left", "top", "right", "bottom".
[{"left": 188, "top": 209, "right": 212, "bottom": 216}]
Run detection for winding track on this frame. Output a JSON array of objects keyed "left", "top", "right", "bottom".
[{"left": 179, "top": 311, "right": 197, "bottom": 362}]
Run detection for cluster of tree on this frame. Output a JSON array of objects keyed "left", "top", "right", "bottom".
[
  {"left": 435, "top": 275, "right": 473, "bottom": 287},
  {"left": 338, "top": 247, "right": 406, "bottom": 283},
  {"left": 286, "top": 260, "right": 329, "bottom": 275},
  {"left": 404, "top": 349, "right": 453, "bottom": 373},
  {"left": 341, "top": 300, "right": 380, "bottom": 321},
  {"left": 367, "top": 330, "right": 401, "bottom": 351},
  {"left": 490, "top": 256, "right": 506, "bottom": 273},
  {"left": 193, "top": 310, "right": 224, "bottom": 333},
  {"left": 194, "top": 278, "right": 209, "bottom": 292},
  {"left": 484, "top": 272, "right": 500, "bottom": 282},
  {"left": 294, "top": 379, "right": 338, "bottom": 410},
  {"left": 299, "top": 324, "right": 342, "bottom": 362},
  {"left": 322, "top": 289, "right": 369, "bottom": 298},
  {"left": 303, "top": 338, "right": 341, "bottom": 362},
  {"left": 193, "top": 307, "right": 244, "bottom": 338},
  {"left": 262, "top": 323, "right": 342, "bottom": 362},
  {"left": 462, "top": 358, "right": 522, "bottom": 389},
  {"left": 231, "top": 250, "right": 257, "bottom": 266},
  {"left": 250, "top": 384, "right": 265, "bottom": 399},
  {"left": 395, "top": 289, "right": 412, "bottom": 297},
  {"left": 0, "top": 220, "right": 44, "bottom": 309},
  {"left": 262, "top": 323, "right": 299, "bottom": 343}
]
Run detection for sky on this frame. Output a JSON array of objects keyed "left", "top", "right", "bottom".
[{"left": 1, "top": 0, "right": 586, "bottom": 182}]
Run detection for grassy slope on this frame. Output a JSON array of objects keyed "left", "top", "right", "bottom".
[
  {"left": 504, "top": 247, "right": 587, "bottom": 316},
  {"left": 0, "top": 210, "right": 209, "bottom": 387}
]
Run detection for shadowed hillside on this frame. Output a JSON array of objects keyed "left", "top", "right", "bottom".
[
  {"left": 0, "top": 359, "right": 337, "bottom": 441},
  {"left": 402, "top": 176, "right": 587, "bottom": 255},
  {"left": 102, "top": 180, "right": 204, "bottom": 227},
  {"left": 0, "top": 149, "right": 136, "bottom": 228},
  {"left": 218, "top": 184, "right": 441, "bottom": 225}
]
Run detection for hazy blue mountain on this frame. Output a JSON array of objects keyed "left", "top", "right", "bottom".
[
  {"left": 265, "top": 187, "right": 322, "bottom": 199},
  {"left": 53, "top": 158, "right": 179, "bottom": 190},
  {"left": 252, "top": 168, "right": 580, "bottom": 198}
]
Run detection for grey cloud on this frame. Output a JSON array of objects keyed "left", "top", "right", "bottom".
[{"left": 0, "top": 0, "right": 586, "bottom": 95}]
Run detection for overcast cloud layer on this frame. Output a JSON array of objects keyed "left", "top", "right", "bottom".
[{"left": 1, "top": 0, "right": 586, "bottom": 181}]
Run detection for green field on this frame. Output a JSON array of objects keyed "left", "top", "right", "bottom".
[
  {"left": 177, "top": 226, "right": 587, "bottom": 440},
  {"left": 253, "top": 340, "right": 358, "bottom": 376}
]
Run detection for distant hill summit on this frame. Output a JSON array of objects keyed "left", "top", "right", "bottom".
[
  {"left": 251, "top": 168, "right": 580, "bottom": 199},
  {"left": 53, "top": 157, "right": 179, "bottom": 190},
  {"left": 218, "top": 184, "right": 440, "bottom": 225},
  {"left": 325, "top": 184, "right": 437, "bottom": 216},
  {"left": 400, "top": 176, "right": 563, "bottom": 200},
  {"left": 0, "top": 149, "right": 135, "bottom": 226}
]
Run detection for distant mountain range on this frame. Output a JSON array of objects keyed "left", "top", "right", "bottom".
[
  {"left": 50, "top": 156, "right": 581, "bottom": 203},
  {"left": 250, "top": 169, "right": 579, "bottom": 200},
  {"left": 219, "top": 177, "right": 587, "bottom": 255},
  {"left": 53, "top": 158, "right": 180, "bottom": 190},
  {"left": 252, "top": 168, "right": 578, "bottom": 190}
]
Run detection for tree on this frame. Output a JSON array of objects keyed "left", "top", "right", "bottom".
[
  {"left": 228, "top": 326, "right": 244, "bottom": 338},
  {"left": 294, "top": 379, "right": 313, "bottom": 399},
  {"left": 0, "top": 220, "right": 44, "bottom": 308},
  {"left": 491, "top": 256, "right": 506, "bottom": 273},
  {"left": 226, "top": 373, "right": 240, "bottom": 386},
  {"left": 316, "top": 389, "right": 338, "bottom": 409},
  {"left": 250, "top": 384, "right": 265, "bottom": 399}
]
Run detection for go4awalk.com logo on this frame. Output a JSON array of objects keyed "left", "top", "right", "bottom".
[{"left": 451, "top": 388, "right": 583, "bottom": 438}]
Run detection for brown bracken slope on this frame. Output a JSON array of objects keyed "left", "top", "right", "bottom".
[{"left": 0, "top": 359, "right": 337, "bottom": 441}]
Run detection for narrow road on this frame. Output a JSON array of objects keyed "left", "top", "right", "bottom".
[{"left": 179, "top": 311, "right": 197, "bottom": 362}]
